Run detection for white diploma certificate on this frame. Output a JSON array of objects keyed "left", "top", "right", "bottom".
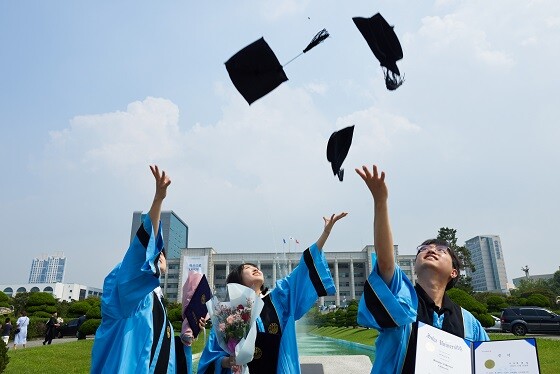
[
  {"left": 415, "top": 322, "right": 540, "bottom": 374},
  {"left": 473, "top": 339, "right": 540, "bottom": 374},
  {"left": 415, "top": 322, "right": 472, "bottom": 374}
]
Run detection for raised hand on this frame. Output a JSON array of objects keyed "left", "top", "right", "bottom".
[
  {"left": 355, "top": 165, "right": 388, "bottom": 202},
  {"left": 323, "top": 212, "right": 348, "bottom": 232},
  {"left": 150, "top": 165, "right": 171, "bottom": 202}
]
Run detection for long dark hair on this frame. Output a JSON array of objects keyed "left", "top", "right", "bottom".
[{"left": 226, "top": 263, "right": 268, "bottom": 294}]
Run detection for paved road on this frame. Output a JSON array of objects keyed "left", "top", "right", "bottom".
[{"left": 12, "top": 336, "right": 93, "bottom": 349}]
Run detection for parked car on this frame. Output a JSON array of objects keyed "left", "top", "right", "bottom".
[
  {"left": 56, "top": 316, "right": 86, "bottom": 339},
  {"left": 500, "top": 306, "right": 560, "bottom": 336},
  {"left": 484, "top": 315, "right": 502, "bottom": 332}
]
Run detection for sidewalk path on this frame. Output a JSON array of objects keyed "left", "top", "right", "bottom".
[{"left": 15, "top": 336, "right": 93, "bottom": 348}]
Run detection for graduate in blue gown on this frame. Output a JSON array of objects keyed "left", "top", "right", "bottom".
[
  {"left": 91, "top": 165, "right": 178, "bottom": 374},
  {"left": 197, "top": 212, "right": 347, "bottom": 374},
  {"left": 354, "top": 165, "right": 489, "bottom": 374}
]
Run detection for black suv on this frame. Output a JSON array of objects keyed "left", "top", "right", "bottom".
[{"left": 500, "top": 306, "right": 560, "bottom": 336}]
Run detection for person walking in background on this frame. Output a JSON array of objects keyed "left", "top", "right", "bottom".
[
  {"left": 355, "top": 165, "right": 489, "bottom": 373},
  {"left": 76, "top": 314, "right": 86, "bottom": 340},
  {"left": 43, "top": 311, "right": 60, "bottom": 345},
  {"left": 13, "top": 311, "right": 30, "bottom": 350},
  {"left": 1, "top": 318, "right": 12, "bottom": 345},
  {"left": 91, "top": 165, "right": 176, "bottom": 373}
]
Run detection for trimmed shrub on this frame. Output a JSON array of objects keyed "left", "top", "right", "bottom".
[
  {"left": 167, "top": 307, "right": 182, "bottom": 323},
  {"left": 172, "top": 321, "right": 182, "bottom": 332},
  {"left": 68, "top": 301, "right": 91, "bottom": 317},
  {"left": 473, "top": 312, "right": 496, "bottom": 328},
  {"left": 85, "top": 305, "right": 101, "bottom": 319},
  {"left": 26, "top": 292, "right": 56, "bottom": 306},
  {"left": 0, "top": 338, "right": 9, "bottom": 373},
  {"left": 26, "top": 317, "right": 48, "bottom": 340},
  {"left": 79, "top": 319, "right": 101, "bottom": 336},
  {"left": 0, "top": 292, "right": 10, "bottom": 309},
  {"left": 526, "top": 294, "right": 551, "bottom": 308},
  {"left": 447, "top": 288, "right": 487, "bottom": 315}
]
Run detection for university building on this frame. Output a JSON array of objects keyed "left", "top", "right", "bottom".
[
  {"left": 161, "top": 245, "right": 419, "bottom": 305},
  {"left": 465, "top": 235, "right": 509, "bottom": 293}
]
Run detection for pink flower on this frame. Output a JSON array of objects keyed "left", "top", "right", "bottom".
[
  {"left": 226, "top": 315, "right": 234, "bottom": 324},
  {"left": 219, "top": 323, "right": 226, "bottom": 332}
]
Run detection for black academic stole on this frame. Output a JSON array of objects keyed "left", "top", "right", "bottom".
[
  {"left": 150, "top": 291, "right": 172, "bottom": 374},
  {"left": 400, "top": 285, "right": 464, "bottom": 374},
  {"left": 247, "top": 294, "right": 282, "bottom": 373}
]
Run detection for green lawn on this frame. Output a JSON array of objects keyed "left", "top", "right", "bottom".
[
  {"left": 310, "top": 327, "right": 560, "bottom": 374},
  {"left": 5, "top": 334, "right": 208, "bottom": 374},
  {"left": 6, "top": 340, "right": 93, "bottom": 374},
  {"left": 6, "top": 330, "right": 558, "bottom": 373}
]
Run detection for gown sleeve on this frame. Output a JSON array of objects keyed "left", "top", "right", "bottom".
[
  {"left": 115, "top": 214, "right": 165, "bottom": 317},
  {"left": 357, "top": 254, "right": 417, "bottom": 331},
  {"left": 197, "top": 328, "right": 230, "bottom": 374},
  {"left": 272, "top": 243, "right": 336, "bottom": 321}
]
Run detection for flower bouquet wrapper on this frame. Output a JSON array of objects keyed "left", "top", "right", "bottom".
[{"left": 206, "top": 283, "right": 264, "bottom": 374}]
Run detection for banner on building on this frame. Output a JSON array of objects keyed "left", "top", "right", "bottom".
[{"left": 179, "top": 255, "right": 209, "bottom": 300}]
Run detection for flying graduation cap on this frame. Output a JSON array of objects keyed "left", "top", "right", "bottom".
[
  {"left": 327, "top": 125, "right": 354, "bottom": 182},
  {"left": 353, "top": 13, "right": 404, "bottom": 90},
  {"left": 225, "top": 29, "right": 330, "bottom": 104}
]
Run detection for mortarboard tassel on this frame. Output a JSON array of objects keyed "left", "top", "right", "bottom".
[
  {"left": 384, "top": 68, "right": 405, "bottom": 91},
  {"left": 303, "top": 28, "right": 330, "bottom": 53},
  {"left": 283, "top": 28, "right": 330, "bottom": 67}
]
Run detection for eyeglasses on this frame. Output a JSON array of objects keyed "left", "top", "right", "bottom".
[{"left": 416, "top": 244, "right": 449, "bottom": 254}]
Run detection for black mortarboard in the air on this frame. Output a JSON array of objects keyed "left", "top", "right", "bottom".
[
  {"left": 225, "top": 29, "right": 330, "bottom": 104},
  {"left": 327, "top": 125, "right": 354, "bottom": 182},
  {"left": 353, "top": 13, "right": 404, "bottom": 90}
]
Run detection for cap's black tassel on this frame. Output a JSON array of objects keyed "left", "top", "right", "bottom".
[
  {"left": 303, "top": 28, "right": 330, "bottom": 53},
  {"left": 384, "top": 68, "right": 404, "bottom": 90},
  {"left": 337, "top": 169, "right": 344, "bottom": 182}
]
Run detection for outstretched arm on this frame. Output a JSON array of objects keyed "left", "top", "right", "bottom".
[
  {"left": 148, "top": 165, "right": 171, "bottom": 235},
  {"left": 356, "top": 165, "right": 394, "bottom": 285},
  {"left": 316, "top": 212, "right": 348, "bottom": 250}
]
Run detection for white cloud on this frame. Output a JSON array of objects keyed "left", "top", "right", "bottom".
[
  {"left": 418, "top": 14, "right": 514, "bottom": 68},
  {"left": 305, "top": 82, "right": 328, "bottom": 95},
  {"left": 46, "top": 97, "right": 183, "bottom": 171}
]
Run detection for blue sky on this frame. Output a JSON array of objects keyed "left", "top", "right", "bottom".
[{"left": 1, "top": 1, "right": 559, "bottom": 288}]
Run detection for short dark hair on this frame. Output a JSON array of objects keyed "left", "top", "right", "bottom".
[
  {"left": 226, "top": 263, "right": 268, "bottom": 294},
  {"left": 417, "top": 238, "right": 462, "bottom": 290}
]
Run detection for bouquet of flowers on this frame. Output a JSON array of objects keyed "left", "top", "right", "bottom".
[{"left": 206, "top": 283, "right": 264, "bottom": 374}]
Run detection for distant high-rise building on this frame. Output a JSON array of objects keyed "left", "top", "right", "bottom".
[
  {"left": 28, "top": 252, "right": 66, "bottom": 283},
  {"left": 465, "top": 235, "right": 509, "bottom": 293},
  {"left": 130, "top": 211, "right": 188, "bottom": 259}
]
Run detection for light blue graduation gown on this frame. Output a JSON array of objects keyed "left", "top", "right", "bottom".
[
  {"left": 91, "top": 215, "right": 175, "bottom": 373},
  {"left": 357, "top": 256, "right": 489, "bottom": 374},
  {"left": 197, "top": 243, "right": 336, "bottom": 374}
]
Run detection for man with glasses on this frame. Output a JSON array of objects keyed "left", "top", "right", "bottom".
[{"left": 355, "top": 165, "right": 489, "bottom": 374}]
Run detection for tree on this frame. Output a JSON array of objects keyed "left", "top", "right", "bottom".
[
  {"left": 437, "top": 227, "right": 475, "bottom": 273},
  {"left": 549, "top": 270, "right": 560, "bottom": 296},
  {"left": 454, "top": 275, "right": 474, "bottom": 294},
  {"left": 447, "top": 288, "right": 494, "bottom": 327},
  {"left": 345, "top": 300, "right": 359, "bottom": 328},
  {"left": 26, "top": 292, "right": 57, "bottom": 317},
  {"left": 11, "top": 292, "right": 30, "bottom": 316}
]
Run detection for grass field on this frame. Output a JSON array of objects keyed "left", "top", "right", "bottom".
[
  {"left": 5, "top": 335, "right": 208, "bottom": 374},
  {"left": 5, "top": 329, "right": 558, "bottom": 373},
  {"left": 309, "top": 327, "right": 560, "bottom": 374}
]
